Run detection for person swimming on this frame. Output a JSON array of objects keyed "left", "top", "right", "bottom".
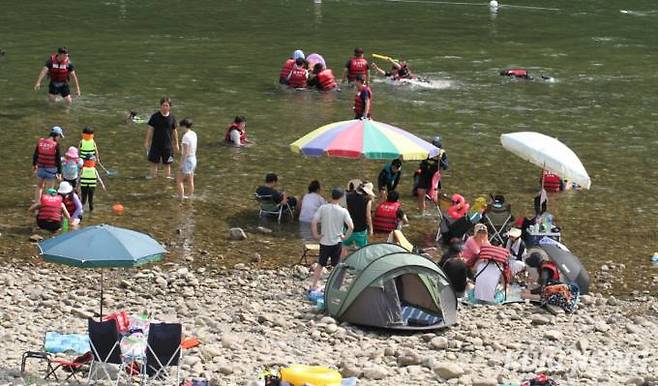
[
  {"left": 372, "top": 57, "right": 415, "bottom": 81},
  {"left": 500, "top": 68, "right": 554, "bottom": 82}
]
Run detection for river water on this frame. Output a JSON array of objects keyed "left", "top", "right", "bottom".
[{"left": 0, "top": 0, "right": 656, "bottom": 293}]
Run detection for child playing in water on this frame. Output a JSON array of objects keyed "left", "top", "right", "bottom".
[
  {"left": 61, "top": 146, "right": 83, "bottom": 190},
  {"left": 78, "top": 127, "right": 101, "bottom": 163},
  {"left": 78, "top": 154, "right": 106, "bottom": 212},
  {"left": 177, "top": 118, "right": 197, "bottom": 201}
]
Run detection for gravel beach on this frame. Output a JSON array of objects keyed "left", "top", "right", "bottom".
[{"left": 2, "top": 258, "right": 657, "bottom": 386}]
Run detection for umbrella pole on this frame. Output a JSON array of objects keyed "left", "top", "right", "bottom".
[{"left": 100, "top": 271, "right": 103, "bottom": 321}]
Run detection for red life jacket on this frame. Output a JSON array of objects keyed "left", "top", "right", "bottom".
[
  {"left": 478, "top": 245, "right": 512, "bottom": 284},
  {"left": 287, "top": 66, "right": 308, "bottom": 88},
  {"left": 62, "top": 194, "right": 76, "bottom": 216},
  {"left": 316, "top": 69, "right": 337, "bottom": 90},
  {"left": 542, "top": 261, "right": 560, "bottom": 281},
  {"left": 373, "top": 201, "right": 401, "bottom": 233},
  {"left": 37, "top": 138, "right": 58, "bottom": 168},
  {"left": 502, "top": 68, "right": 528, "bottom": 78},
  {"left": 38, "top": 194, "right": 63, "bottom": 222},
  {"left": 348, "top": 57, "right": 368, "bottom": 81},
  {"left": 224, "top": 123, "right": 247, "bottom": 144},
  {"left": 353, "top": 86, "right": 373, "bottom": 118},
  {"left": 279, "top": 58, "right": 295, "bottom": 82},
  {"left": 49, "top": 54, "right": 70, "bottom": 83},
  {"left": 542, "top": 170, "right": 562, "bottom": 192}
]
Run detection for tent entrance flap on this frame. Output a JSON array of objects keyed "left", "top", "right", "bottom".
[{"left": 340, "top": 280, "right": 403, "bottom": 327}]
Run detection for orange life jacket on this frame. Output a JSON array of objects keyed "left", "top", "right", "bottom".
[
  {"left": 49, "top": 54, "right": 70, "bottom": 83},
  {"left": 37, "top": 138, "right": 58, "bottom": 168},
  {"left": 316, "top": 69, "right": 337, "bottom": 90},
  {"left": 38, "top": 194, "right": 63, "bottom": 222},
  {"left": 373, "top": 201, "right": 401, "bottom": 233},
  {"left": 279, "top": 58, "right": 295, "bottom": 83}
]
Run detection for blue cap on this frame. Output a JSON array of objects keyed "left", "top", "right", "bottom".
[
  {"left": 293, "top": 49, "right": 305, "bottom": 60},
  {"left": 51, "top": 126, "right": 64, "bottom": 138}
]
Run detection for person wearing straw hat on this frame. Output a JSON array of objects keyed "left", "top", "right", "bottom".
[
  {"left": 504, "top": 227, "right": 527, "bottom": 261},
  {"left": 342, "top": 182, "right": 375, "bottom": 253}
]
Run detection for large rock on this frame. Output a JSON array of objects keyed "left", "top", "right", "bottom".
[
  {"left": 229, "top": 228, "right": 247, "bottom": 240},
  {"left": 430, "top": 336, "right": 448, "bottom": 350},
  {"left": 433, "top": 362, "right": 464, "bottom": 379},
  {"left": 362, "top": 365, "right": 387, "bottom": 380}
]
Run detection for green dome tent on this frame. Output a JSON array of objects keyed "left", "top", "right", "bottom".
[{"left": 325, "top": 243, "right": 457, "bottom": 330}]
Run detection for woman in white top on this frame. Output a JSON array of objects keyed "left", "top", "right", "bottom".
[
  {"left": 177, "top": 118, "right": 197, "bottom": 201},
  {"left": 298, "top": 180, "right": 326, "bottom": 240}
]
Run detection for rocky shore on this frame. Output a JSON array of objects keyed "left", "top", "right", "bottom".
[{"left": 1, "top": 258, "right": 657, "bottom": 386}]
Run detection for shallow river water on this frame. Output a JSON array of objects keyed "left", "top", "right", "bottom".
[{"left": 0, "top": 0, "right": 656, "bottom": 293}]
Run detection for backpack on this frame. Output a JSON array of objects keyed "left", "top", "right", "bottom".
[{"left": 541, "top": 283, "right": 580, "bottom": 314}]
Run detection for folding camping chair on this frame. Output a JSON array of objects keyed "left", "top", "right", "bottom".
[
  {"left": 482, "top": 197, "right": 513, "bottom": 245},
  {"left": 437, "top": 214, "right": 475, "bottom": 243},
  {"left": 87, "top": 318, "right": 122, "bottom": 384},
  {"left": 145, "top": 322, "right": 183, "bottom": 385},
  {"left": 255, "top": 193, "right": 293, "bottom": 223},
  {"left": 21, "top": 333, "right": 92, "bottom": 382},
  {"left": 299, "top": 243, "right": 320, "bottom": 265}
]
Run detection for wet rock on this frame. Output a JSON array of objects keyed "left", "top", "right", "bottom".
[
  {"left": 257, "top": 226, "right": 273, "bottom": 234},
  {"left": 229, "top": 228, "right": 247, "bottom": 240},
  {"left": 251, "top": 253, "right": 262, "bottom": 263}
]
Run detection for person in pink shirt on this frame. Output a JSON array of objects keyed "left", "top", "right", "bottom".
[{"left": 462, "top": 223, "right": 490, "bottom": 269}]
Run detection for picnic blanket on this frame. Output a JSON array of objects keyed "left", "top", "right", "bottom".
[{"left": 462, "top": 284, "right": 527, "bottom": 305}]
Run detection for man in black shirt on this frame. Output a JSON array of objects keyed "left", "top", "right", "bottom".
[
  {"left": 255, "top": 173, "right": 297, "bottom": 209},
  {"left": 34, "top": 47, "right": 81, "bottom": 104},
  {"left": 144, "top": 96, "right": 179, "bottom": 178}
]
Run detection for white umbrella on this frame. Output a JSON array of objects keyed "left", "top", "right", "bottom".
[{"left": 500, "top": 131, "right": 591, "bottom": 189}]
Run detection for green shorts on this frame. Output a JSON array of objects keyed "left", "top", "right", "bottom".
[{"left": 342, "top": 230, "right": 368, "bottom": 248}]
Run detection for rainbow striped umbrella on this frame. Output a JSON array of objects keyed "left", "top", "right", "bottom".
[{"left": 290, "top": 119, "right": 440, "bottom": 160}]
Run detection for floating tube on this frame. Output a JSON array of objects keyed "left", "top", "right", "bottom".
[
  {"left": 306, "top": 53, "right": 326, "bottom": 69},
  {"left": 280, "top": 365, "right": 342, "bottom": 386}
]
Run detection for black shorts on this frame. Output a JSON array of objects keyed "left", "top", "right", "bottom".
[
  {"left": 49, "top": 82, "right": 71, "bottom": 97},
  {"left": 37, "top": 219, "right": 61, "bottom": 232},
  {"left": 318, "top": 243, "right": 342, "bottom": 267},
  {"left": 148, "top": 147, "right": 174, "bottom": 164}
]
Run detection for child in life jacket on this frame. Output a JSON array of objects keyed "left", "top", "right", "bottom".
[
  {"left": 373, "top": 191, "right": 409, "bottom": 233},
  {"left": 61, "top": 146, "right": 83, "bottom": 190},
  {"left": 78, "top": 154, "right": 106, "bottom": 212},
  {"left": 78, "top": 127, "right": 102, "bottom": 164},
  {"left": 525, "top": 252, "right": 560, "bottom": 295},
  {"left": 224, "top": 116, "right": 251, "bottom": 147}
]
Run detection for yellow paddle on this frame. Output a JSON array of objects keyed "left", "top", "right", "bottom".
[{"left": 372, "top": 53, "right": 398, "bottom": 62}]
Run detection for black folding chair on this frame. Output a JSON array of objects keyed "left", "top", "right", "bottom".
[
  {"left": 145, "top": 323, "right": 182, "bottom": 385},
  {"left": 482, "top": 203, "right": 513, "bottom": 245},
  {"left": 255, "top": 193, "right": 293, "bottom": 223},
  {"left": 87, "top": 318, "right": 122, "bottom": 384}
]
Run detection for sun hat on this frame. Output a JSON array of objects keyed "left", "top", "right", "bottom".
[
  {"left": 474, "top": 223, "right": 488, "bottom": 234},
  {"left": 51, "top": 126, "right": 64, "bottom": 138},
  {"left": 65, "top": 146, "right": 79, "bottom": 159},
  {"left": 358, "top": 182, "right": 376, "bottom": 198},
  {"left": 57, "top": 181, "right": 73, "bottom": 195},
  {"left": 507, "top": 227, "right": 522, "bottom": 238},
  {"left": 346, "top": 179, "right": 362, "bottom": 192}
]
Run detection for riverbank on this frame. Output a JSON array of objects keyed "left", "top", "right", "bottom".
[{"left": 2, "top": 257, "right": 657, "bottom": 386}]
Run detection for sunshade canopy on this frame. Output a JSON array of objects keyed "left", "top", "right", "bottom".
[
  {"left": 38, "top": 224, "right": 166, "bottom": 268},
  {"left": 500, "top": 131, "right": 591, "bottom": 189},
  {"left": 290, "top": 119, "right": 441, "bottom": 160}
]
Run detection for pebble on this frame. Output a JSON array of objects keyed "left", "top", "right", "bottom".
[
  {"left": 229, "top": 228, "right": 247, "bottom": 240},
  {"left": 433, "top": 362, "right": 464, "bottom": 379}
]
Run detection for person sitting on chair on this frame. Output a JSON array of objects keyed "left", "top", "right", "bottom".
[
  {"left": 463, "top": 223, "right": 490, "bottom": 269},
  {"left": 256, "top": 173, "right": 297, "bottom": 210},
  {"left": 505, "top": 227, "right": 526, "bottom": 261},
  {"left": 373, "top": 190, "right": 408, "bottom": 233},
  {"left": 446, "top": 193, "right": 470, "bottom": 221}
]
